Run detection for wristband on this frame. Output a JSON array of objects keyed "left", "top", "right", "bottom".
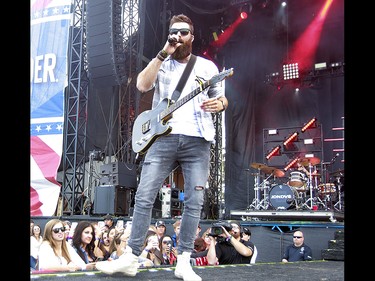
[
  {"left": 226, "top": 235, "right": 232, "bottom": 242},
  {"left": 144, "top": 248, "right": 150, "bottom": 252},
  {"left": 220, "top": 100, "right": 226, "bottom": 111}
]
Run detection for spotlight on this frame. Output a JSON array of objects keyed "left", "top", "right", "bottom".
[
  {"left": 283, "top": 63, "right": 299, "bottom": 80},
  {"left": 239, "top": 3, "right": 252, "bottom": 20},
  {"left": 90, "top": 150, "right": 105, "bottom": 161},
  {"left": 266, "top": 145, "right": 281, "bottom": 160},
  {"left": 301, "top": 117, "right": 317, "bottom": 132},
  {"left": 283, "top": 132, "right": 299, "bottom": 146},
  {"left": 268, "top": 129, "right": 278, "bottom": 135},
  {"left": 284, "top": 157, "right": 299, "bottom": 171}
]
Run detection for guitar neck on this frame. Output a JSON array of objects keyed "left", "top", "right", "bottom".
[{"left": 160, "top": 80, "right": 210, "bottom": 119}]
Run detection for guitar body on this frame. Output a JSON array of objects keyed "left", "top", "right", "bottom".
[
  {"left": 132, "top": 98, "right": 173, "bottom": 154},
  {"left": 131, "top": 68, "right": 234, "bottom": 154}
]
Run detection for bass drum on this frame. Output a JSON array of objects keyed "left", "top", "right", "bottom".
[{"left": 269, "top": 184, "right": 298, "bottom": 210}]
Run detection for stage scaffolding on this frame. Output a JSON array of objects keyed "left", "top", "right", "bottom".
[{"left": 61, "top": 0, "right": 224, "bottom": 217}]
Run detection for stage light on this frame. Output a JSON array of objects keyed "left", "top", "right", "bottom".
[
  {"left": 268, "top": 129, "right": 278, "bottom": 135},
  {"left": 314, "top": 62, "right": 327, "bottom": 70},
  {"left": 284, "top": 157, "right": 299, "bottom": 171},
  {"left": 266, "top": 145, "right": 281, "bottom": 160},
  {"left": 305, "top": 153, "right": 314, "bottom": 158},
  {"left": 283, "top": 132, "right": 299, "bottom": 146},
  {"left": 90, "top": 150, "right": 105, "bottom": 161},
  {"left": 283, "top": 63, "right": 299, "bottom": 80},
  {"left": 304, "top": 139, "right": 314, "bottom": 144},
  {"left": 301, "top": 117, "right": 317, "bottom": 132},
  {"left": 239, "top": 2, "right": 252, "bottom": 20}
]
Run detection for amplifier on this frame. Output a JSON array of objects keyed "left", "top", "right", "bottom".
[{"left": 93, "top": 185, "right": 133, "bottom": 216}]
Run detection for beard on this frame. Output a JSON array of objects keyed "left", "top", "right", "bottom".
[{"left": 171, "top": 40, "right": 193, "bottom": 60}]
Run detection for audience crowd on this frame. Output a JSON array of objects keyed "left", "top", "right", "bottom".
[{"left": 30, "top": 216, "right": 312, "bottom": 273}]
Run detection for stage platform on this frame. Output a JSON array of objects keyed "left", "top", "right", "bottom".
[
  {"left": 230, "top": 209, "right": 344, "bottom": 222},
  {"left": 30, "top": 260, "right": 345, "bottom": 281}
]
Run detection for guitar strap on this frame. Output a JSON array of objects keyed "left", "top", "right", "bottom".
[{"left": 171, "top": 54, "right": 197, "bottom": 102}]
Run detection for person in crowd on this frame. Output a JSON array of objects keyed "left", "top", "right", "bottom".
[
  {"left": 30, "top": 219, "right": 35, "bottom": 236},
  {"left": 30, "top": 224, "right": 43, "bottom": 270},
  {"left": 38, "top": 219, "right": 91, "bottom": 271},
  {"left": 96, "top": 230, "right": 111, "bottom": 261},
  {"left": 109, "top": 229, "right": 127, "bottom": 260},
  {"left": 195, "top": 224, "right": 202, "bottom": 239},
  {"left": 139, "top": 232, "right": 164, "bottom": 266},
  {"left": 95, "top": 13, "right": 228, "bottom": 281},
  {"left": 63, "top": 220, "right": 72, "bottom": 244},
  {"left": 190, "top": 237, "right": 211, "bottom": 266},
  {"left": 160, "top": 234, "right": 177, "bottom": 265},
  {"left": 71, "top": 221, "right": 97, "bottom": 270},
  {"left": 241, "top": 227, "right": 252, "bottom": 241},
  {"left": 206, "top": 221, "right": 254, "bottom": 265},
  {"left": 155, "top": 220, "right": 167, "bottom": 240},
  {"left": 103, "top": 214, "right": 115, "bottom": 230},
  {"left": 282, "top": 230, "right": 313, "bottom": 262},
  {"left": 171, "top": 219, "right": 181, "bottom": 247}
]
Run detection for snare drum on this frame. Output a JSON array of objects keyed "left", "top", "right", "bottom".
[
  {"left": 269, "top": 184, "right": 298, "bottom": 210},
  {"left": 318, "top": 183, "right": 336, "bottom": 194},
  {"left": 287, "top": 171, "right": 307, "bottom": 191}
]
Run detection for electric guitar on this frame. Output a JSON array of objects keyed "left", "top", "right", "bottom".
[{"left": 132, "top": 68, "right": 234, "bottom": 154}]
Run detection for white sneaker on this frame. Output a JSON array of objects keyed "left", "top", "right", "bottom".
[
  {"left": 175, "top": 252, "right": 202, "bottom": 281},
  {"left": 95, "top": 246, "right": 138, "bottom": 276}
]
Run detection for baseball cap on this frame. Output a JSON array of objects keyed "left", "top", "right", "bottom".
[
  {"left": 155, "top": 220, "right": 166, "bottom": 227},
  {"left": 242, "top": 227, "right": 252, "bottom": 236},
  {"left": 103, "top": 214, "right": 113, "bottom": 221}
]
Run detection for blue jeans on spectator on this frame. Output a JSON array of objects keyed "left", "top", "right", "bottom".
[
  {"left": 128, "top": 134, "right": 210, "bottom": 256},
  {"left": 30, "top": 256, "right": 37, "bottom": 270}
]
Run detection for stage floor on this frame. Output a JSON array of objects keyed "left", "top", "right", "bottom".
[
  {"left": 230, "top": 209, "right": 344, "bottom": 222},
  {"left": 30, "top": 260, "right": 345, "bottom": 281}
]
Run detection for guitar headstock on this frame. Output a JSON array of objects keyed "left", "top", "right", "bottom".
[{"left": 210, "top": 68, "right": 234, "bottom": 85}]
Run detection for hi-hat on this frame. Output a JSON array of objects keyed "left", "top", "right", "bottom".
[
  {"left": 299, "top": 157, "right": 320, "bottom": 166},
  {"left": 251, "top": 162, "right": 268, "bottom": 170},
  {"left": 271, "top": 168, "right": 285, "bottom": 178},
  {"left": 331, "top": 169, "right": 344, "bottom": 177}
]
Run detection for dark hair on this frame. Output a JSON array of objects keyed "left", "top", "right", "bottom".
[
  {"left": 72, "top": 221, "right": 97, "bottom": 263},
  {"left": 169, "top": 14, "right": 194, "bottom": 35}
]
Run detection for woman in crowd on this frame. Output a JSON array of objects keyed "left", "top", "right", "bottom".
[
  {"left": 38, "top": 219, "right": 89, "bottom": 272},
  {"left": 30, "top": 224, "right": 43, "bottom": 270},
  {"left": 71, "top": 221, "right": 97, "bottom": 270},
  {"left": 160, "top": 234, "right": 177, "bottom": 265},
  {"left": 139, "top": 232, "right": 163, "bottom": 266}
]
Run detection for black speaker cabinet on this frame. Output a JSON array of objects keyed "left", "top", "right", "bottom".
[{"left": 93, "top": 185, "right": 133, "bottom": 216}]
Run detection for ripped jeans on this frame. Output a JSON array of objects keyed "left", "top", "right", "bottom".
[{"left": 128, "top": 134, "right": 210, "bottom": 256}]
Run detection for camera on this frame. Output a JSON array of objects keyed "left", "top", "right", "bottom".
[{"left": 208, "top": 221, "right": 233, "bottom": 237}]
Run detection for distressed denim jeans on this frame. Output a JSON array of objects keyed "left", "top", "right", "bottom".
[{"left": 128, "top": 134, "right": 210, "bottom": 256}]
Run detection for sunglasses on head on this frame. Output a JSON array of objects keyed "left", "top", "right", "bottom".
[
  {"left": 169, "top": 28, "right": 191, "bottom": 36},
  {"left": 52, "top": 226, "right": 66, "bottom": 233}
]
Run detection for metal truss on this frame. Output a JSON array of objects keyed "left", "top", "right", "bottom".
[
  {"left": 116, "top": 0, "right": 142, "bottom": 164},
  {"left": 61, "top": 0, "right": 89, "bottom": 215},
  {"left": 203, "top": 113, "right": 224, "bottom": 219}
]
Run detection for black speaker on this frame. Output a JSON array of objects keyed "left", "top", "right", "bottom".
[
  {"left": 86, "top": 0, "right": 126, "bottom": 87},
  {"left": 93, "top": 185, "right": 133, "bottom": 216}
]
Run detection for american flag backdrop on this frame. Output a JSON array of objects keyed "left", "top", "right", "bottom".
[{"left": 30, "top": 0, "right": 72, "bottom": 216}]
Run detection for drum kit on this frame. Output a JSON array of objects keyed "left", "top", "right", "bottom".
[{"left": 247, "top": 158, "right": 344, "bottom": 211}]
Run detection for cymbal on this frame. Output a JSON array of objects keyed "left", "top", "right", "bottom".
[
  {"left": 262, "top": 166, "right": 285, "bottom": 177},
  {"left": 272, "top": 168, "right": 285, "bottom": 178},
  {"left": 331, "top": 169, "right": 344, "bottom": 177},
  {"left": 251, "top": 162, "right": 268, "bottom": 170},
  {"left": 299, "top": 157, "right": 320, "bottom": 166}
]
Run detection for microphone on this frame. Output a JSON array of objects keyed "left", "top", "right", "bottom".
[
  {"left": 168, "top": 37, "right": 178, "bottom": 44},
  {"left": 330, "top": 153, "right": 340, "bottom": 164}
]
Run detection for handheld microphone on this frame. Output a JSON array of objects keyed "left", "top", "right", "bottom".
[
  {"left": 330, "top": 153, "right": 339, "bottom": 164},
  {"left": 168, "top": 37, "right": 178, "bottom": 44}
]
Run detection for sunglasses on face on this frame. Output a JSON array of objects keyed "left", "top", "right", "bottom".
[
  {"left": 163, "top": 240, "right": 172, "bottom": 244},
  {"left": 169, "top": 28, "right": 191, "bottom": 36},
  {"left": 52, "top": 226, "right": 66, "bottom": 233},
  {"left": 293, "top": 236, "right": 302, "bottom": 239}
]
